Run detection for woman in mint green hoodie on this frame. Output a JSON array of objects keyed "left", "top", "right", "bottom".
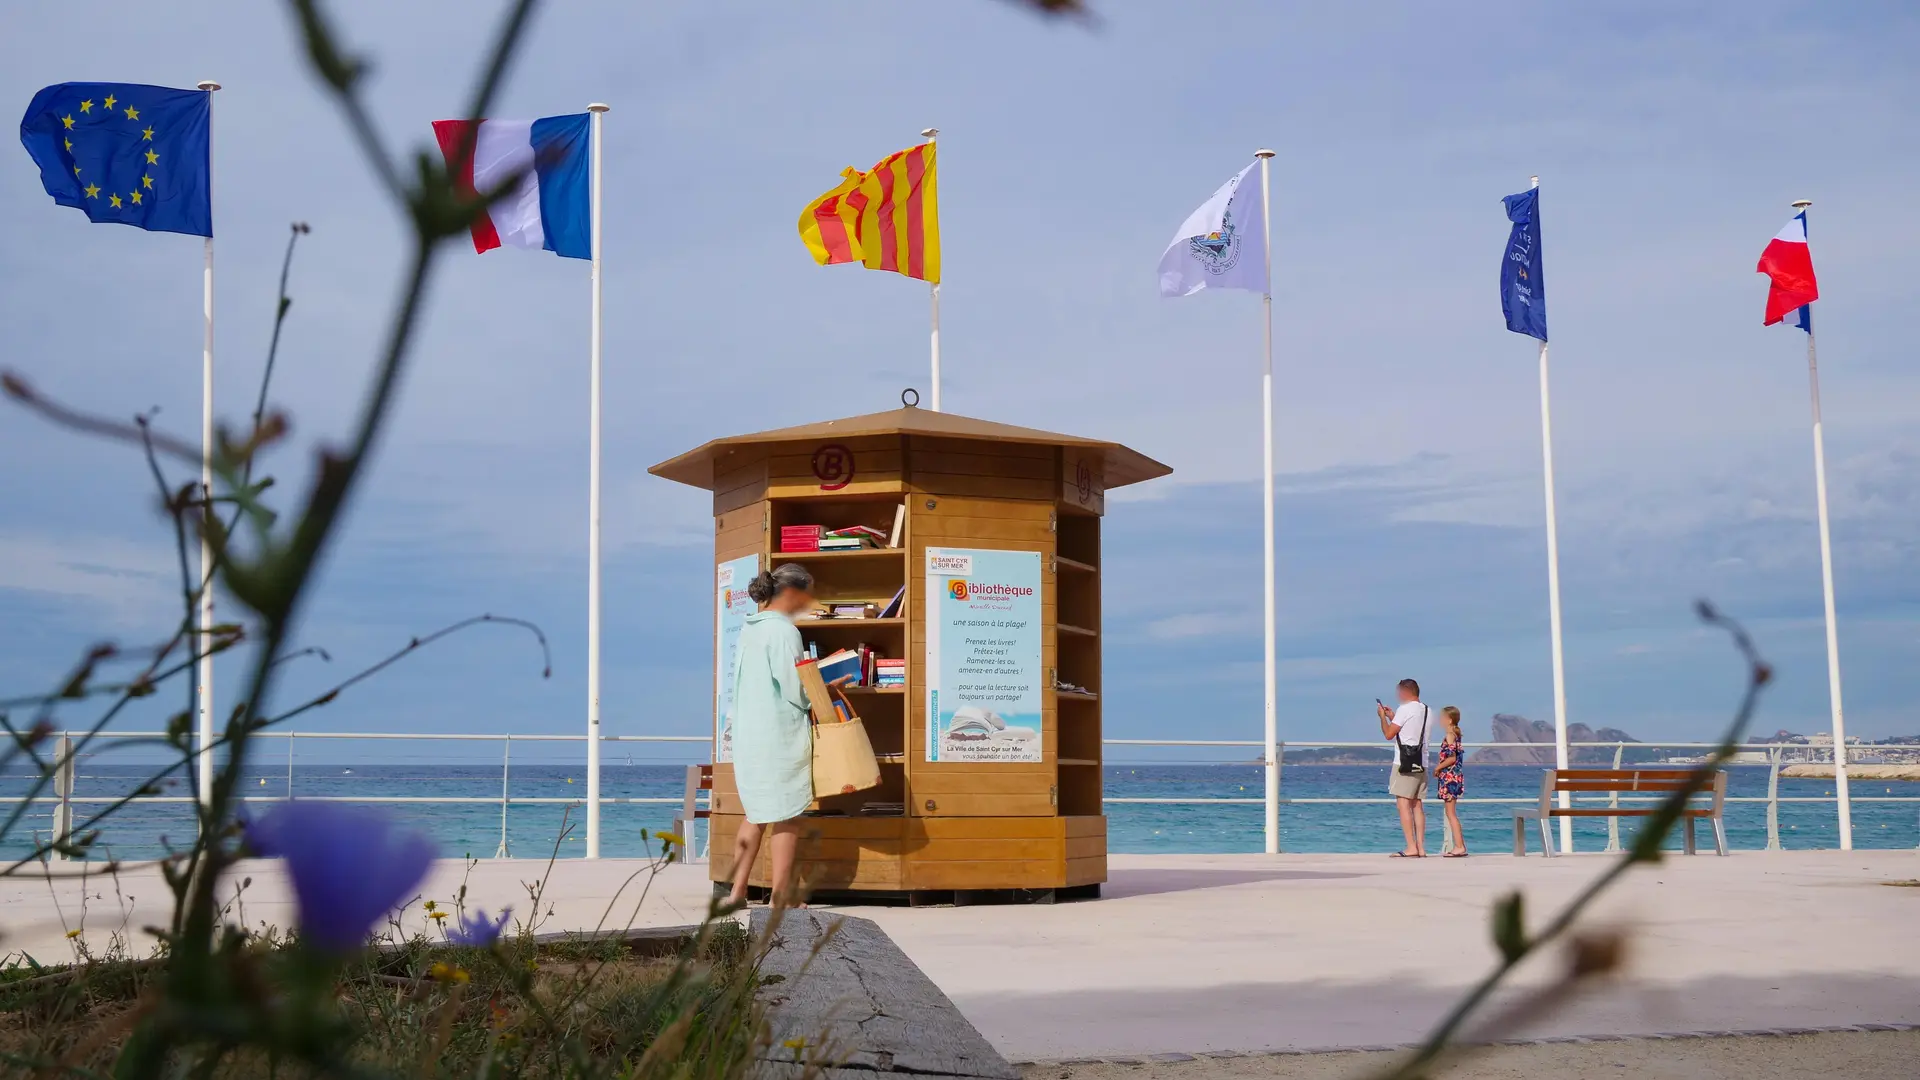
[{"left": 725, "top": 562, "right": 816, "bottom": 906}]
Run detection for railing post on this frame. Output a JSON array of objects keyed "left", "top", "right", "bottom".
[
  {"left": 1767, "top": 746, "right": 1783, "bottom": 851},
  {"left": 1273, "top": 742, "right": 1284, "bottom": 854},
  {"left": 1604, "top": 742, "right": 1624, "bottom": 853},
  {"left": 286, "top": 732, "right": 296, "bottom": 801},
  {"left": 496, "top": 735, "right": 512, "bottom": 859},
  {"left": 52, "top": 734, "right": 74, "bottom": 862}
]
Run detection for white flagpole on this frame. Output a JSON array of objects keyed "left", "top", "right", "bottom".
[
  {"left": 1795, "top": 199, "right": 1852, "bottom": 850},
  {"left": 1255, "top": 149, "right": 1278, "bottom": 855},
  {"left": 1531, "top": 175, "right": 1573, "bottom": 854},
  {"left": 585, "top": 102, "right": 609, "bottom": 859},
  {"left": 922, "top": 127, "right": 941, "bottom": 412},
  {"left": 195, "top": 79, "right": 220, "bottom": 812}
]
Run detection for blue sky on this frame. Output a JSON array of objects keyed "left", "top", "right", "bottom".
[{"left": 3, "top": 1, "right": 1916, "bottom": 764}]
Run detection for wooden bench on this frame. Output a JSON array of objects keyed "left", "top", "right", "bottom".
[{"left": 1513, "top": 768, "right": 1727, "bottom": 856}]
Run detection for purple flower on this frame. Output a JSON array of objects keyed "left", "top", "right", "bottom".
[
  {"left": 246, "top": 803, "right": 436, "bottom": 952},
  {"left": 447, "top": 906, "right": 512, "bottom": 947}
]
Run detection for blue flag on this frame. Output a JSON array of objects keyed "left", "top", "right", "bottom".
[
  {"left": 1500, "top": 187, "right": 1546, "bottom": 341},
  {"left": 20, "top": 82, "right": 211, "bottom": 237}
]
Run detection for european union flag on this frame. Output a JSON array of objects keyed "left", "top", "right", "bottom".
[
  {"left": 20, "top": 82, "right": 211, "bottom": 237},
  {"left": 1500, "top": 186, "right": 1547, "bottom": 342}
]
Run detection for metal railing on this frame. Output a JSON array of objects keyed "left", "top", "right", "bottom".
[{"left": 14, "top": 733, "right": 1916, "bottom": 859}]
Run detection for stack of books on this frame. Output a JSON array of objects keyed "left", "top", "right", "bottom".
[
  {"left": 874, "top": 657, "right": 906, "bottom": 689},
  {"left": 827, "top": 602, "right": 878, "bottom": 619},
  {"left": 779, "top": 525, "right": 823, "bottom": 553},
  {"left": 819, "top": 525, "right": 887, "bottom": 551}
]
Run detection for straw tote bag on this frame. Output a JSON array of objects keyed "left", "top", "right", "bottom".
[{"left": 796, "top": 660, "right": 881, "bottom": 798}]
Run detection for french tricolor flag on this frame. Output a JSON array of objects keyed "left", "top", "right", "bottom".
[
  {"left": 1757, "top": 210, "right": 1818, "bottom": 331},
  {"left": 432, "top": 114, "right": 591, "bottom": 260}
]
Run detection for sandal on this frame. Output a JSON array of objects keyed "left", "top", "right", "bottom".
[
  {"left": 1443, "top": 851, "right": 1470, "bottom": 858},
  {"left": 1390, "top": 851, "right": 1422, "bottom": 858}
]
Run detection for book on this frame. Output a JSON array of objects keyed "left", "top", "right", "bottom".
[
  {"left": 877, "top": 585, "right": 906, "bottom": 619},
  {"left": 816, "top": 648, "right": 864, "bottom": 687},
  {"left": 779, "top": 525, "right": 823, "bottom": 553},
  {"left": 826, "top": 525, "right": 887, "bottom": 543},
  {"left": 889, "top": 503, "right": 906, "bottom": 547},
  {"left": 829, "top": 603, "right": 877, "bottom": 619}
]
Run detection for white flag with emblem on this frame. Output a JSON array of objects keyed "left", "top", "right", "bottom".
[{"left": 1157, "top": 161, "right": 1266, "bottom": 297}]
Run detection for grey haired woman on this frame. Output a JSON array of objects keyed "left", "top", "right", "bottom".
[{"left": 724, "top": 562, "right": 816, "bottom": 907}]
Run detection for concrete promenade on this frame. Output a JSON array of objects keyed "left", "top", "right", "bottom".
[{"left": 4, "top": 851, "right": 1916, "bottom": 1060}]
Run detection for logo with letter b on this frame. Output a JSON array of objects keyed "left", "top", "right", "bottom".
[{"left": 947, "top": 579, "right": 970, "bottom": 601}]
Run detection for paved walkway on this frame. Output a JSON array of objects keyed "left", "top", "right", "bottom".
[{"left": 5, "top": 851, "right": 1916, "bottom": 1059}]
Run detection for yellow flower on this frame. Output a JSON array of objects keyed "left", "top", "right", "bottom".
[
  {"left": 423, "top": 900, "right": 437, "bottom": 912},
  {"left": 65, "top": 929, "right": 82, "bottom": 939},
  {"left": 655, "top": 831, "right": 686, "bottom": 847},
  {"left": 428, "top": 961, "right": 470, "bottom": 985},
  {"left": 429, "top": 910, "right": 449, "bottom": 921},
  {"left": 782, "top": 1037, "right": 807, "bottom": 1050}
]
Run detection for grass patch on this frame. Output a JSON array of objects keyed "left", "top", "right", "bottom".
[{"left": 0, "top": 921, "right": 760, "bottom": 1078}]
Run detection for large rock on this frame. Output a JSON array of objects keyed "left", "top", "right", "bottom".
[
  {"left": 751, "top": 908, "right": 1018, "bottom": 1080},
  {"left": 1468, "top": 713, "right": 1642, "bottom": 765}
]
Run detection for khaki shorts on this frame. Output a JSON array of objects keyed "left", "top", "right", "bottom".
[{"left": 1389, "top": 769, "right": 1428, "bottom": 800}]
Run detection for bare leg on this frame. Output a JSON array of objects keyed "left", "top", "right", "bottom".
[
  {"left": 767, "top": 820, "right": 803, "bottom": 908},
  {"left": 1396, "top": 797, "right": 1418, "bottom": 855},
  {"left": 727, "top": 819, "right": 765, "bottom": 906},
  {"left": 1445, "top": 801, "right": 1467, "bottom": 854},
  {"left": 1412, "top": 798, "right": 1428, "bottom": 857}
]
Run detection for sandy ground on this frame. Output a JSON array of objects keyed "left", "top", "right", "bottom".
[{"left": 1020, "top": 1030, "right": 1920, "bottom": 1080}]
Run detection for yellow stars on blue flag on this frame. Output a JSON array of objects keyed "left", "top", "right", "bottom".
[{"left": 18, "top": 81, "right": 212, "bottom": 236}]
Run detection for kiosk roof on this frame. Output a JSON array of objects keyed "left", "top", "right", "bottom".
[{"left": 649, "top": 405, "right": 1172, "bottom": 491}]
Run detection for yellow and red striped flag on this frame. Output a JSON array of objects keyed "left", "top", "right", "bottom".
[{"left": 798, "top": 142, "right": 940, "bottom": 284}]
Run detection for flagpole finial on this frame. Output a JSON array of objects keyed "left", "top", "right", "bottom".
[
  {"left": 1254, "top": 148, "right": 1275, "bottom": 159},
  {"left": 197, "top": 80, "right": 221, "bottom": 92},
  {"left": 588, "top": 102, "right": 610, "bottom": 113},
  {"left": 1792, "top": 199, "right": 1813, "bottom": 209},
  {"left": 921, "top": 127, "right": 939, "bottom": 140},
  {"left": 1530, "top": 175, "right": 1540, "bottom": 189}
]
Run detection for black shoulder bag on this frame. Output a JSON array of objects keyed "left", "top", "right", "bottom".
[{"left": 1396, "top": 705, "right": 1429, "bottom": 775}]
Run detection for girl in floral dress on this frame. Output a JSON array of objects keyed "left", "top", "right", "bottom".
[{"left": 1437, "top": 706, "right": 1468, "bottom": 856}]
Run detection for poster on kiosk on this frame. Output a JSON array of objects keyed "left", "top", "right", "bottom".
[
  {"left": 924, "top": 547, "right": 1043, "bottom": 763},
  {"left": 713, "top": 554, "right": 760, "bottom": 763}
]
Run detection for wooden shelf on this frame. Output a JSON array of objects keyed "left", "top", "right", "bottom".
[
  {"left": 876, "top": 753, "right": 908, "bottom": 763},
  {"left": 1054, "top": 689, "right": 1099, "bottom": 701},
  {"left": 1058, "top": 758, "right": 1100, "bottom": 767},
  {"left": 1056, "top": 555, "right": 1098, "bottom": 574},
  {"left": 843, "top": 686, "right": 906, "bottom": 695},
  {"left": 1057, "top": 623, "right": 1098, "bottom": 638},
  {"left": 795, "top": 617, "right": 905, "bottom": 628},
  {"left": 775, "top": 548, "right": 905, "bottom": 561}
]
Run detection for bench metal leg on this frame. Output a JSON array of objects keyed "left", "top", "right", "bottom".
[
  {"left": 1514, "top": 815, "right": 1527, "bottom": 856},
  {"left": 1712, "top": 818, "right": 1728, "bottom": 856},
  {"left": 1683, "top": 817, "right": 1697, "bottom": 856},
  {"left": 1540, "top": 816, "right": 1556, "bottom": 857}
]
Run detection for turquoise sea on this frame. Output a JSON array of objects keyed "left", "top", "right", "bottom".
[{"left": 4, "top": 763, "right": 1915, "bottom": 862}]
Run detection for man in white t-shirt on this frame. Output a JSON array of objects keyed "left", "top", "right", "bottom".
[{"left": 1376, "top": 678, "right": 1431, "bottom": 857}]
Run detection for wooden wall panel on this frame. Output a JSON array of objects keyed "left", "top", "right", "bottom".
[
  {"left": 1064, "top": 855, "right": 1106, "bottom": 887},
  {"left": 906, "top": 859, "right": 1059, "bottom": 891},
  {"left": 907, "top": 496, "right": 1057, "bottom": 819},
  {"left": 713, "top": 458, "right": 768, "bottom": 516},
  {"left": 760, "top": 437, "right": 906, "bottom": 499},
  {"left": 709, "top": 814, "right": 907, "bottom": 890}
]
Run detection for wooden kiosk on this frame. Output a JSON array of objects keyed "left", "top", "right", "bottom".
[{"left": 650, "top": 401, "right": 1170, "bottom": 900}]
